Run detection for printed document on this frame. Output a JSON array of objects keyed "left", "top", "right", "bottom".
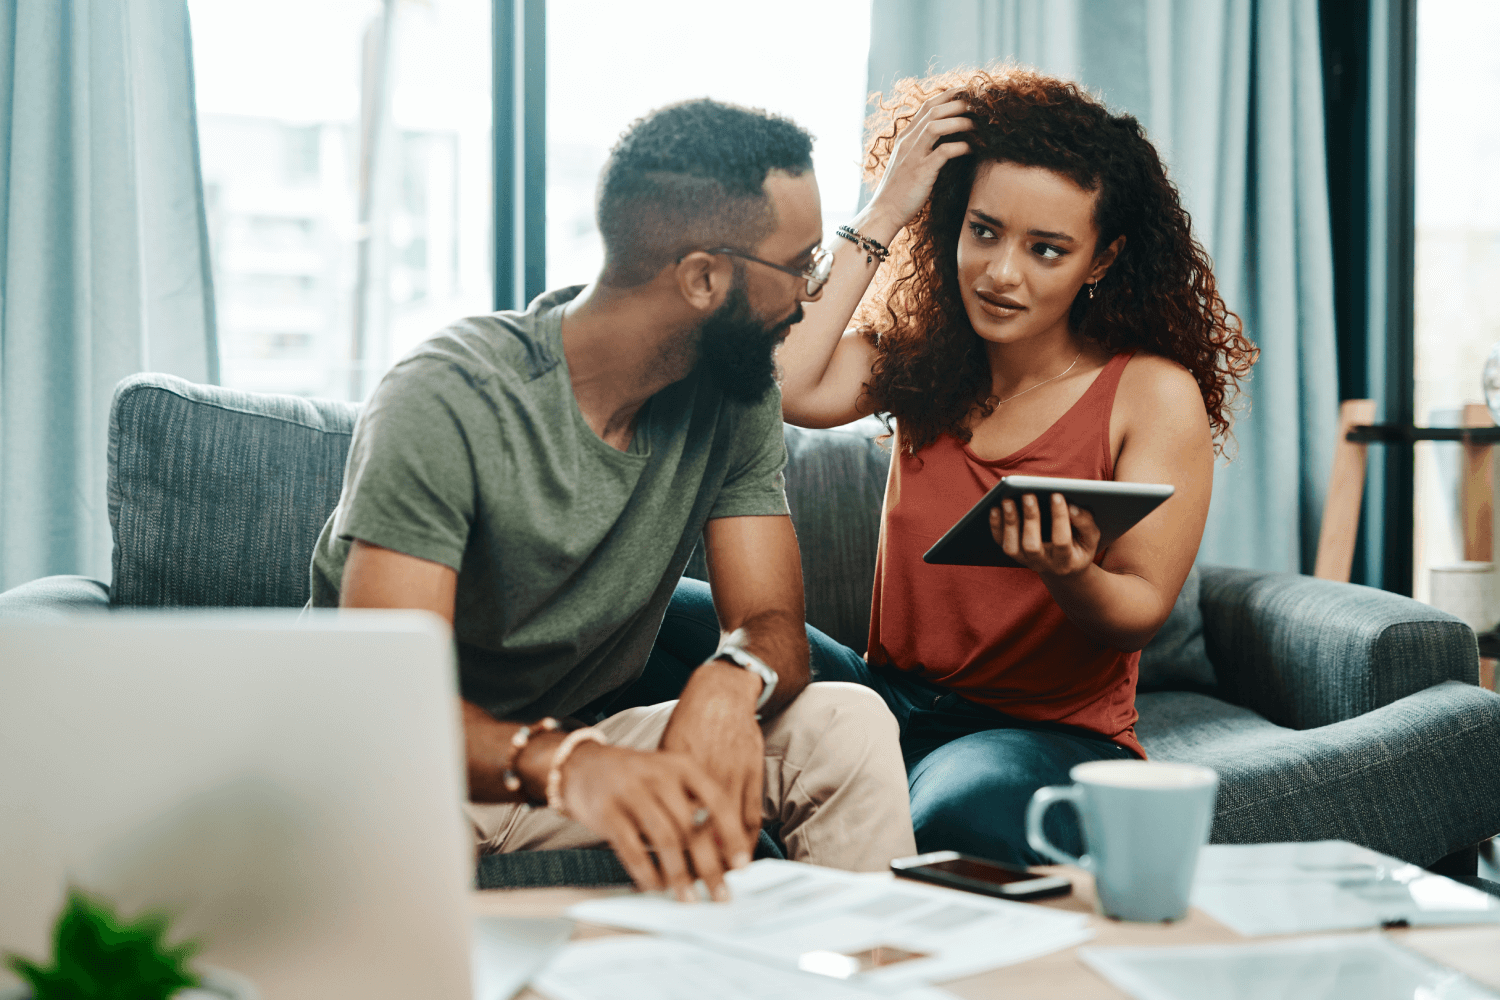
[
  {"left": 565, "top": 859, "right": 1092, "bottom": 990},
  {"left": 1191, "top": 840, "right": 1500, "bottom": 936},
  {"left": 470, "top": 916, "right": 572, "bottom": 1000},
  {"left": 534, "top": 936, "right": 961, "bottom": 1000},
  {"left": 1080, "top": 933, "right": 1500, "bottom": 1000}
]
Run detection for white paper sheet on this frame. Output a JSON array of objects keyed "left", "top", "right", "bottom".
[
  {"left": 564, "top": 859, "right": 1093, "bottom": 990},
  {"left": 533, "top": 936, "right": 961, "bottom": 1000},
  {"left": 1190, "top": 841, "right": 1500, "bottom": 936},
  {"left": 1080, "top": 933, "right": 1500, "bottom": 1000},
  {"left": 471, "top": 915, "right": 574, "bottom": 1000}
]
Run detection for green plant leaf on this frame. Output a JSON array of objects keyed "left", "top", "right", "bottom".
[{"left": 4, "top": 890, "right": 201, "bottom": 1000}]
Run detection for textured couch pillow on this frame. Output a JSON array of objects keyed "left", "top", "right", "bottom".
[
  {"left": 781, "top": 419, "right": 892, "bottom": 653},
  {"left": 108, "top": 374, "right": 360, "bottom": 608},
  {"left": 1138, "top": 564, "right": 1216, "bottom": 691},
  {"left": 685, "top": 417, "right": 892, "bottom": 653}
]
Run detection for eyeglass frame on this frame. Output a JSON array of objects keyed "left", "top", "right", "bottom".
[{"left": 702, "top": 244, "right": 834, "bottom": 296}]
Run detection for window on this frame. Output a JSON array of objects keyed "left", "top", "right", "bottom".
[
  {"left": 190, "top": 0, "right": 492, "bottom": 401},
  {"left": 544, "top": 0, "right": 874, "bottom": 285},
  {"left": 1411, "top": 0, "right": 1500, "bottom": 600}
]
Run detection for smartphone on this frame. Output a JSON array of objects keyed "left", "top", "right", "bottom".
[{"left": 891, "top": 851, "right": 1072, "bottom": 901}]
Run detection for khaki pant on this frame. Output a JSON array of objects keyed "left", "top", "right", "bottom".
[{"left": 466, "top": 681, "right": 916, "bottom": 872}]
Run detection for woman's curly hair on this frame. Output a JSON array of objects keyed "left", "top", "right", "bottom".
[{"left": 857, "top": 65, "right": 1257, "bottom": 456}]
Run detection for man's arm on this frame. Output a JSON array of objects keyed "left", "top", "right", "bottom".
[
  {"left": 339, "top": 539, "right": 554, "bottom": 802},
  {"left": 659, "top": 514, "right": 811, "bottom": 839},
  {"left": 702, "top": 514, "right": 811, "bottom": 712},
  {"left": 339, "top": 539, "right": 749, "bottom": 900}
]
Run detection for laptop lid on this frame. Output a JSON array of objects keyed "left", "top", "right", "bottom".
[{"left": 0, "top": 610, "right": 473, "bottom": 1000}]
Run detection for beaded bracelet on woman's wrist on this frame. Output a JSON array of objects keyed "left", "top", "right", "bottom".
[{"left": 836, "top": 224, "right": 891, "bottom": 264}]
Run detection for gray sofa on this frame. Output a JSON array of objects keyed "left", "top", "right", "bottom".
[{"left": 6, "top": 372, "right": 1500, "bottom": 881}]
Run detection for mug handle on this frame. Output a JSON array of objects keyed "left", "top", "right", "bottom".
[{"left": 1026, "top": 784, "right": 1092, "bottom": 871}]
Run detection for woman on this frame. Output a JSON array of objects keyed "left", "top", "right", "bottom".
[{"left": 768, "top": 66, "right": 1257, "bottom": 863}]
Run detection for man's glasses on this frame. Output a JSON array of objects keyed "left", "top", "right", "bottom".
[{"left": 706, "top": 244, "right": 834, "bottom": 297}]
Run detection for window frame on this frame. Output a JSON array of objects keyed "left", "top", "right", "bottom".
[
  {"left": 1320, "top": 0, "right": 1417, "bottom": 594},
  {"left": 492, "top": 0, "right": 547, "bottom": 312}
]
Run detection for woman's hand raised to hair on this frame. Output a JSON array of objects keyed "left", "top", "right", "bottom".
[
  {"left": 991, "top": 493, "right": 1102, "bottom": 578},
  {"left": 864, "top": 88, "right": 975, "bottom": 236}
]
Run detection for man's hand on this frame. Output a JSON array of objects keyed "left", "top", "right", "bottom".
[
  {"left": 556, "top": 740, "right": 745, "bottom": 902},
  {"left": 660, "top": 660, "right": 765, "bottom": 855}
]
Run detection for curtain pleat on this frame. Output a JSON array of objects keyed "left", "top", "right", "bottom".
[{"left": 0, "top": 0, "right": 216, "bottom": 590}]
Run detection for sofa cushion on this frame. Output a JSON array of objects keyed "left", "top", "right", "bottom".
[
  {"left": 0, "top": 575, "right": 110, "bottom": 619},
  {"left": 1137, "top": 565, "right": 1215, "bottom": 691},
  {"left": 108, "top": 374, "right": 360, "bottom": 608},
  {"left": 684, "top": 417, "right": 891, "bottom": 653},
  {"left": 1137, "top": 683, "right": 1500, "bottom": 865},
  {"left": 781, "top": 420, "right": 892, "bottom": 653}
]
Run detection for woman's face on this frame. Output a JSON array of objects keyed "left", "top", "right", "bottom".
[{"left": 954, "top": 160, "right": 1115, "bottom": 348}]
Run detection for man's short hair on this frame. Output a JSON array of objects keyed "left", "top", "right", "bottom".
[{"left": 596, "top": 99, "right": 815, "bottom": 288}]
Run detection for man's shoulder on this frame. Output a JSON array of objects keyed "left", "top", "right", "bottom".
[{"left": 380, "top": 287, "right": 584, "bottom": 401}]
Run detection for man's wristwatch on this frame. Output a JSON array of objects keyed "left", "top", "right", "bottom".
[{"left": 712, "top": 627, "right": 778, "bottom": 715}]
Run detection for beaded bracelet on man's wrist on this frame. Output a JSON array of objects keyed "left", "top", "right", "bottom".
[{"left": 501, "top": 716, "right": 560, "bottom": 795}]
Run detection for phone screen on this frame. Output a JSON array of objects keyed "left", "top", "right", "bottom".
[{"left": 919, "top": 858, "right": 1038, "bottom": 885}]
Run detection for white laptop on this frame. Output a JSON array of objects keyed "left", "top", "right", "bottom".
[{"left": 0, "top": 611, "right": 564, "bottom": 999}]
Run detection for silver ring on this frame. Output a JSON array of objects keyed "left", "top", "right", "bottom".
[{"left": 691, "top": 806, "right": 711, "bottom": 828}]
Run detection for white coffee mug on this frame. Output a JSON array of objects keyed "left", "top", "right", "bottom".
[{"left": 1026, "top": 759, "right": 1218, "bottom": 922}]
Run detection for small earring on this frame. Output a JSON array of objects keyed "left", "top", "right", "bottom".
[{"left": 1087, "top": 283, "right": 1096, "bottom": 300}]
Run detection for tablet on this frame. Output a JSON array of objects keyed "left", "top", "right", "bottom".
[{"left": 922, "top": 475, "right": 1175, "bottom": 568}]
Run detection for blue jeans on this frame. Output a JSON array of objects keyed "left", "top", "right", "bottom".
[{"left": 607, "top": 577, "right": 1133, "bottom": 866}]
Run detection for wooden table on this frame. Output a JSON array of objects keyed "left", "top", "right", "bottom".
[{"left": 474, "top": 867, "right": 1500, "bottom": 998}]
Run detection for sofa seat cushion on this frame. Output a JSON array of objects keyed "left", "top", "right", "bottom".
[
  {"left": 1137, "top": 683, "right": 1500, "bottom": 866},
  {"left": 108, "top": 374, "right": 360, "bottom": 608},
  {"left": 0, "top": 575, "right": 110, "bottom": 619},
  {"left": 474, "top": 828, "right": 787, "bottom": 889}
]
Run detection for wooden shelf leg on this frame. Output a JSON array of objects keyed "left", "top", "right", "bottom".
[{"left": 1315, "top": 400, "right": 1378, "bottom": 582}]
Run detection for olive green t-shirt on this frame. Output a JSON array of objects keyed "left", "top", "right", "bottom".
[{"left": 309, "top": 286, "right": 789, "bottom": 720}]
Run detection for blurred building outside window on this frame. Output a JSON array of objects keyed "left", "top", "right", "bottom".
[
  {"left": 190, "top": 0, "right": 492, "bottom": 401},
  {"left": 544, "top": 0, "right": 874, "bottom": 289},
  {"left": 1412, "top": 0, "right": 1500, "bottom": 602}
]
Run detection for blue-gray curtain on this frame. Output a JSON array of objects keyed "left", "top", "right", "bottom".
[
  {"left": 0, "top": 0, "right": 218, "bottom": 591},
  {"left": 867, "top": 0, "right": 1339, "bottom": 574}
]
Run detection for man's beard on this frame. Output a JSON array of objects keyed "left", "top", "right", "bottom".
[{"left": 694, "top": 286, "right": 804, "bottom": 404}]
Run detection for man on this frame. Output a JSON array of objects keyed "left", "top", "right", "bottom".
[{"left": 309, "top": 99, "right": 915, "bottom": 901}]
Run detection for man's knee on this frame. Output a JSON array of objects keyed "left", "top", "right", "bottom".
[{"left": 780, "top": 681, "right": 898, "bottom": 741}]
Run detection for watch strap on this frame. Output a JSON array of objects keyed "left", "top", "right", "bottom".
[{"left": 713, "top": 627, "right": 777, "bottom": 713}]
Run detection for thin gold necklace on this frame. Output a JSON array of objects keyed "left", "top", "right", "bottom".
[{"left": 996, "top": 350, "right": 1083, "bottom": 405}]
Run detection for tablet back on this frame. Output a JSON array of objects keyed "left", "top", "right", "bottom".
[{"left": 923, "top": 476, "right": 1174, "bottom": 567}]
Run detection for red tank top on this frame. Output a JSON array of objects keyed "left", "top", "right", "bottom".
[{"left": 867, "top": 351, "right": 1144, "bottom": 758}]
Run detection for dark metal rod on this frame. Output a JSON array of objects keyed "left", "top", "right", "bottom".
[
  {"left": 1349, "top": 425, "right": 1500, "bottom": 444},
  {"left": 522, "top": 0, "right": 546, "bottom": 306},
  {"left": 1380, "top": 0, "right": 1418, "bottom": 596},
  {"left": 492, "top": 0, "right": 515, "bottom": 311}
]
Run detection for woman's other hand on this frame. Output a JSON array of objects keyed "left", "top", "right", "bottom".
[
  {"left": 991, "top": 493, "right": 1101, "bottom": 577},
  {"left": 865, "top": 88, "right": 974, "bottom": 232}
]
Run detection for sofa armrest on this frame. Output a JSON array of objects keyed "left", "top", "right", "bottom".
[
  {"left": 1198, "top": 565, "right": 1477, "bottom": 729},
  {"left": 0, "top": 575, "right": 111, "bottom": 619}
]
